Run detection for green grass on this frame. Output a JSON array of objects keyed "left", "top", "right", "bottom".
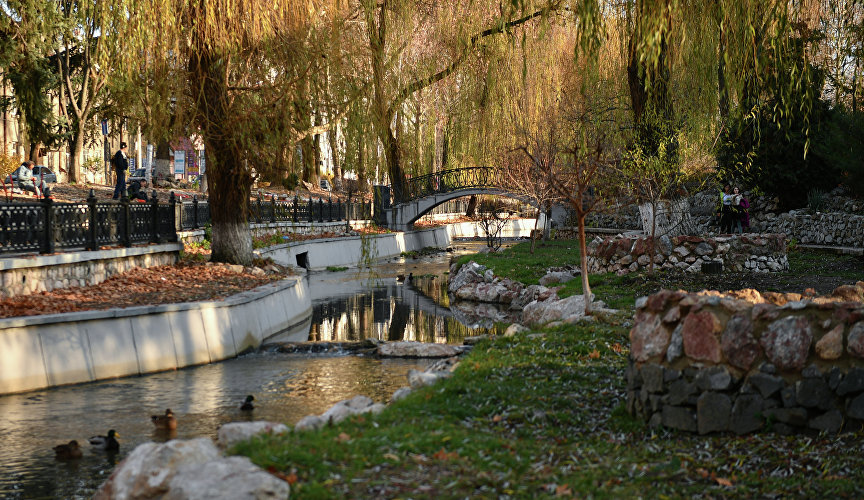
[
  {"left": 326, "top": 266, "right": 349, "bottom": 272},
  {"left": 455, "top": 240, "right": 638, "bottom": 308},
  {"left": 232, "top": 320, "right": 864, "bottom": 498},
  {"left": 455, "top": 240, "right": 582, "bottom": 285}
]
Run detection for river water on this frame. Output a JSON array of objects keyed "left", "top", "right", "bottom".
[{"left": 0, "top": 240, "right": 506, "bottom": 499}]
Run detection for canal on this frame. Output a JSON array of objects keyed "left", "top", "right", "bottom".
[{"left": 0, "top": 240, "right": 508, "bottom": 499}]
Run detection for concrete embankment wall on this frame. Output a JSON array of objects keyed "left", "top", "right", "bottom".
[
  {"left": 258, "top": 227, "right": 452, "bottom": 270},
  {"left": 257, "top": 219, "right": 536, "bottom": 270},
  {"left": 0, "top": 278, "right": 311, "bottom": 395}
]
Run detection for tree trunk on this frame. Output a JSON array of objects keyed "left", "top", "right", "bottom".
[
  {"left": 313, "top": 108, "right": 323, "bottom": 179},
  {"left": 327, "top": 124, "right": 342, "bottom": 190},
  {"left": 68, "top": 126, "right": 85, "bottom": 183},
  {"left": 189, "top": 38, "right": 252, "bottom": 265},
  {"left": 301, "top": 135, "right": 314, "bottom": 183},
  {"left": 577, "top": 212, "right": 592, "bottom": 316},
  {"left": 466, "top": 195, "right": 477, "bottom": 216}
]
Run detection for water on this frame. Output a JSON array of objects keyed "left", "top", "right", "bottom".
[{"left": 0, "top": 240, "right": 507, "bottom": 499}]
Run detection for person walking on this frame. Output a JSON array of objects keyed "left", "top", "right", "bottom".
[{"left": 112, "top": 142, "right": 129, "bottom": 199}]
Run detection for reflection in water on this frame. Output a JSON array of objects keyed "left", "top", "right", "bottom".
[{"left": 308, "top": 276, "right": 504, "bottom": 343}]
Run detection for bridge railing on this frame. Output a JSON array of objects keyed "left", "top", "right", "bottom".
[{"left": 401, "top": 166, "right": 499, "bottom": 203}]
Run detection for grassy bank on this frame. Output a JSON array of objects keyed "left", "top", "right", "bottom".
[{"left": 232, "top": 240, "right": 864, "bottom": 498}]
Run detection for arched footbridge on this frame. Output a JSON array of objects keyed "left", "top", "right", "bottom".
[{"left": 383, "top": 167, "right": 533, "bottom": 231}]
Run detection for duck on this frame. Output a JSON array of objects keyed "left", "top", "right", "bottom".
[
  {"left": 88, "top": 429, "right": 120, "bottom": 452},
  {"left": 396, "top": 273, "right": 413, "bottom": 283},
  {"left": 53, "top": 440, "right": 83, "bottom": 460},
  {"left": 151, "top": 409, "right": 177, "bottom": 430},
  {"left": 240, "top": 395, "right": 255, "bottom": 411}
]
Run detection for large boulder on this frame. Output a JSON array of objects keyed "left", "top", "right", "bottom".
[
  {"left": 521, "top": 294, "right": 596, "bottom": 326},
  {"left": 448, "top": 261, "right": 486, "bottom": 294},
  {"left": 94, "top": 438, "right": 289, "bottom": 500}
]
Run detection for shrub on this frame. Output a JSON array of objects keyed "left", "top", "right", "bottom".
[{"left": 282, "top": 173, "right": 299, "bottom": 190}]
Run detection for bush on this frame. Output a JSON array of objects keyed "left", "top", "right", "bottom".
[
  {"left": 807, "top": 188, "right": 827, "bottom": 214},
  {"left": 282, "top": 173, "right": 299, "bottom": 190}
]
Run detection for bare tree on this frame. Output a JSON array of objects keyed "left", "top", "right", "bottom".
[{"left": 502, "top": 142, "right": 563, "bottom": 254}]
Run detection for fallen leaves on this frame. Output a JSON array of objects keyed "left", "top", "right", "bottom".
[
  {"left": 695, "top": 467, "right": 735, "bottom": 487},
  {"left": 432, "top": 448, "right": 459, "bottom": 461},
  {"left": 0, "top": 261, "right": 283, "bottom": 318}
]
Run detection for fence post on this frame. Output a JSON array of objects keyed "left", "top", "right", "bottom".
[
  {"left": 337, "top": 198, "right": 342, "bottom": 221},
  {"left": 120, "top": 190, "right": 131, "bottom": 247},
  {"left": 150, "top": 190, "right": 161, "bottom": 243},
  {"left": 256, "top": 196, "right": 262, "bottom": 224},
  {"left": 192, "top": 195, "right": 199, "bottom": 229},
  {"left": 40, "top": 195, "right": 54, "bottom": 254},
  {"left": 170, "top": 191, "right": 179, "bottom": 231},
  {"left": 87, "top": 189, "right": 98, "bottom": 251},
  {"left": 271, "top": 195, "right": 277, "bottom": 223},
  {"left": 318, "top": 197, "right": 323, "bottom": 223},
  {"left": 328, "top": 196, "right": 333, "bottom": 222},
  {"left": 293, "top": 195, "right": 298, "bottom": 223}
]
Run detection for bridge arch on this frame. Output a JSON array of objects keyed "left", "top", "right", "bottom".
[{"left": 385, "top": 188, "right": 537, "bottom": 231}]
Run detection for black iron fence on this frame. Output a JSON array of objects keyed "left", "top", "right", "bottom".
[
  {"left": 178, "top": 195, "right": 374, "bottom": 230},
  {"left": 0, "top": 190, "right": 177, "bottom": 256}
]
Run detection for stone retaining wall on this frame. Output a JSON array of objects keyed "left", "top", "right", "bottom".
[
  {"left": 586, "top": 234, "right": 788, "bottom": 275},
  {"left": 627, "top": 285, "right": 864, "bottom": 434},
  {"left": 0, "top": 243, "right": 182, "bottom": 299},
  {"left": 759, "top": 211, "right": 864, "bottom": 246}
]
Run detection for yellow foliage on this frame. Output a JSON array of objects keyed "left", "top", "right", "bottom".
[{"left": 0, "top": 153, "right": 22, "bottom": 182}]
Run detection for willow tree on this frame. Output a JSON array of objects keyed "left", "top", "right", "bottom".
[
  {"left": 357, "top": 0, "right": 562, "bottom": 201},
  {"left": 113, "top": 0, "right": 338, "bottom": 265}
]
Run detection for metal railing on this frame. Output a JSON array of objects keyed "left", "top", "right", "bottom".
[
  {"left": 400, "top": 166, "right": 499, "bottom": 203},
  {"left": 0, "top": 190, "right": 177, "bottom": 256},
  {"left": 175, "top": 195, "right": 374, "bottom": 231}
]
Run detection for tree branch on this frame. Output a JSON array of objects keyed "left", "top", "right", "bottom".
[{"left": 386, "top": 2, "right": 559, "bottom": 118}]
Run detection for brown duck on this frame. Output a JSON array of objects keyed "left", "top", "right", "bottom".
[
  {"left": 53, "top": 440, "right": 83, "bottom": 460},
  {"left": 151, "top": 409, "right": 178, "bottom": 430}
]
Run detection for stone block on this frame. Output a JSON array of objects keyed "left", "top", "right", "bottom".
[
  {"left": 630, "top": 311, "right": 669, "bottom": 362},
  {"left": 39, "top": 322, "right": 98, "bottom": 386},
  {"left": 131, "top": 313, "right": 179, "bottom": 373},
  {"left": 697, "top": 392, "right": 732, "bottom": 434},
  {"left": 796, "top": 378, "right": 833, "bottom": 410},
  {"left": 0, "top": 326, "right": 49, "bottom": 394},
  {"left": 730, "top": 394, "right": 764, "bottom": 435},
  {"left": 764, "top": 407, "right": 808, "bottom": 427},
  {"left": 780, "top": 386, "right": 797, "bottom": 408},
  {"left": 666, "top": 324, "right": 683, "bottom": 363},
  {"left": 847, "top": 393, "right": 864, "bottom": 420},
  {"left": 229, "top": 301, "right": 265, "bottom": 352},
  {"left": 694, "top": 366, "right": 732, "bottom": 391},
  {"left": 748, "top": 373, "right": 784, "bottom": 399},
  {"left": 641, "top": 364, "right": 664, "bottom": 393},
  {"left": 721, "top": 314, "right": 760, "bottom": 370},
  {"left": 664, "top": 379, "right": 697, "bottom": 406},
  {"left": 200, "top": 305, "right": 237, "bottom": 361},
  {"left": 848, "top": 322, "right": 864, "bottom": 359},
  {"left": 836, "top": 368, "right": 864, "bottom": 396},
  {"left": 661, "top": 406, "right": 697, "bottom": 432},
  {"left": 760, "top": 316, "right": 813, "bottom": 371},
  {"left": 85, "top": 318, "right": 140, "bottom": 380},
  {"left": 166, "top": 309, "right": 211, "bottom": 367},
  {"left": 809, "top": 410, "right": 843, "bottom": 434},
  {"left": 682, "top": 310, "right": 722, "bottom": 363}
]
